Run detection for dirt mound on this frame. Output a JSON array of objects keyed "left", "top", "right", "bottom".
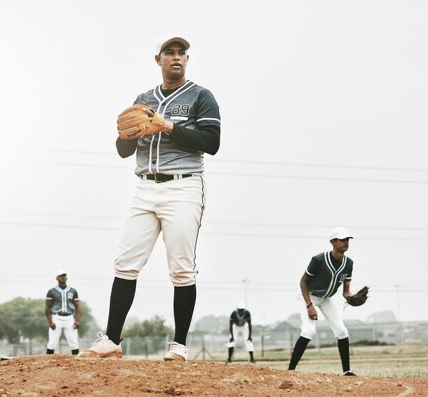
[{"left": 0, "top": 356, "right": 426, "bottom": 396}]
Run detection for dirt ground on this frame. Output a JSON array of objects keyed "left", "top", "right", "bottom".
[{"left": 1, "top": 356, "right": 427, "bottom": 396}]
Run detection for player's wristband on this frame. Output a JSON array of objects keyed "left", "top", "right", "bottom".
[{"left": 306, "top": 302, "right": 313, "bottom": 309}]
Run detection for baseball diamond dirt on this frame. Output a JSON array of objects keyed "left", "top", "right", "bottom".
[{"left": 1, "top": 356, "right": 427, "bottom": 396}]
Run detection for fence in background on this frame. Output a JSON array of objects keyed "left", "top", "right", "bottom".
[{"left": 2, "top": 320, "right": 428, "bottom": 360}]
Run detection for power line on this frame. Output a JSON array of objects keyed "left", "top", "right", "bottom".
[
  {"left": 0, "top": 220, "right": 120, "bottom": 231},
  {"left": 203, "top": 231, "right": 428, "bottom": 242},
  {"left": 0, "top": 209, "right": 120, "bottom": 220},
  {"left": 1, "top": 158, "right": 428, "bottom": 185},
  {"left": 209, "top": 171, "right": 428, "bottom": 185},
  {"left": 213, "top": 159, "right": 428, "bottom": 174},
  {"left": 2, "top": 221, "right": 428, "bottom": 241},
  {"left": 2, "top": 146, "right": 428, "bottom": 173},
  {"left": 1, "top": 275, "right": 428, "bottom": 294},
  {"left": 205, "top": 221, "right": 428, "bottom": 232},
  {"left": 2, "top": 273, "right": 428, "bottom": 290},
  {"left": 223, "top": 118, "right": 428, "bottom": 139},
  {"left": 2, "top": 210, "right": 428, "bottom": 232},
  {"left": 0, "top": 145, "right": 115, "bottom": 156},
  {"left": 0, "top": 158, "right": 129, "bottom": 170},
  {"left": 227, "top": 124, "right": 428, "bottom": 140}
]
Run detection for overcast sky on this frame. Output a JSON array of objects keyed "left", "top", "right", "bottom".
[{"left": 1, "top": 0, "right": 427, "bottom": 331}]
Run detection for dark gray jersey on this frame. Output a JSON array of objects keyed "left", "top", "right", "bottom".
[
  {"left": 46, "top": 286, "right": 79, "bottom": 314},
  {"left": 133, "top": 81, "right": 221, "bottom": 175},
  {"left": 230, "top": 309, "right": 251, "bottom": 327},
  {"left": 305, "top": 252, "right": 353, "bottom": 298}
]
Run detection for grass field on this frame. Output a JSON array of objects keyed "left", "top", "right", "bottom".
[{"left": 219, "top": 344, "right": 428, "bottom": 378}]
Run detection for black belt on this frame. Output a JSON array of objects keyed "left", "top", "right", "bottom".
[
  {"left": 141, "top": 174, "right": 193, "bottom": 183},
  {"left": 56, "top": 312, "right": 72, "bottom": 316}
]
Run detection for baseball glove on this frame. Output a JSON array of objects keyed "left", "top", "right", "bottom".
[
  {"left": 117, "top": 104, "right": 165, "bottom": 140},
  {"left": 347, "top": 286, "right": 369, "bottom": 306}
]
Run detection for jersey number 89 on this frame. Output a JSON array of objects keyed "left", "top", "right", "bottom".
[{"left": 171, "top": 104, "right": 190, "bottom": 116}]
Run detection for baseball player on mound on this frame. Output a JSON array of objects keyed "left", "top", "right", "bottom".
[
  {"left": 45, "top": 270, "right": 80, "bottom": 355},
  {"left": 227, "top": 303, "right": 255, "bottom": 364},
  {"left": 288, "top": 227, "right": 359, "bottom": 376},
  {"left": 79, "top": 35, "right": 220, "bottom": 361}
]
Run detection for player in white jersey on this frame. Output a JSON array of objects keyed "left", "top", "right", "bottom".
[
  {"left": 79, "top": 35, "right": 221, "bottom": 361},
  {"left": 45, "top": 270, "right": 80, "bottom": 355}
]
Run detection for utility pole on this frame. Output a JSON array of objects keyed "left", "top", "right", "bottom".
[
  {"left": 242, "top": 279, "right": 250, "bottom": 307},
  {"left": 394, "top": 284, "right": 402, "bottom": 343},
  {"left": 394, "top": 285, "right": 400, "bottom": 322}
]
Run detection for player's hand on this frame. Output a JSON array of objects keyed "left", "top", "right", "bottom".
[
  {"left": 74, "top": 321, "right": 80, "bottom": 329},
  {"left": 49, "top": 321, "right": 56, "bottom": 330},
  {"left": 163, "top": 120, "right": 174, "bottom": 133},
  {"left": 247, "top": 336, "right": 252, "bottom": 342},
  {"left": 308, "top": 306, "right": 318, "bottom": 320},
  {"left": 229, "top": 335, "right": 234, "bottom": 343}
]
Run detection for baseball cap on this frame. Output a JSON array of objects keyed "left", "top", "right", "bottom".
[
  {"left": 329, "top": 227, "right": 353, "bottom": 240},
  {"left": 156, "top": 35, "right": 190, "bottom": 54},
  {"left": 56, "top": 269, "right": 67, "bottom": 277},
  {"left": 237, "top": 302, "right": 245, "bottom": 309}
]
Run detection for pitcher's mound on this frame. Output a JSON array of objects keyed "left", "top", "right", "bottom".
[{"left": 1, "top": 355, "right": 426, "bottom": 396}]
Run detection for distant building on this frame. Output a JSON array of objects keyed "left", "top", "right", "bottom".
[
  {"left": 367, "top": 310, "right": 398, "bottom": 324},
  {"left": 270, "top": 314, "right": 428, "bottom": 347},
  {"left": 271, "top": 319, "right": 375, "bottom": 347},
  {"left": 269, "top": 320, "right": 301, "bottom": 350},
  {"left": 401, "top": 321, "right": 428, "bottom": 344}
]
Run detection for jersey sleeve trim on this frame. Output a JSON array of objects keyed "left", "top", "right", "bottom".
[
  {"left": 305, "top": 269, "right": 314, "bottom": 276},
  {"left": 45, "top": 297, "right": 53, "bottom": 300},
  {"left": 197, "top": 117, "right": 221, "bottom": 123}
]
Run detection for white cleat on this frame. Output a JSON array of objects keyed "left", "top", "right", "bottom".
[
  {"left": 164, "top": 341, "right": 188, "bottom": 361},
  {"left": 77, "top": 332, "right": 123, "bottom": 358}
]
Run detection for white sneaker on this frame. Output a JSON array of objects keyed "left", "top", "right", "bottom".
[
  {"left": 77, "top": 332, "right": 123, "bottom": 358},
  {"left": 164, "top": 341, "right": 188, "bottom": 361}
]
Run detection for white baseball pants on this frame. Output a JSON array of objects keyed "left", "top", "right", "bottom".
[
  {"left": 228, "top": 323, "right": 254, "bottom": 351},
  {"left": 299, "top": 294, "right": 348, "bottom": 340},
  {"left": 114, "top": 175, "right": 206, "bottom": 286},
  {"left": 47, "top": 314, "right": 79, "bottom": 350}
]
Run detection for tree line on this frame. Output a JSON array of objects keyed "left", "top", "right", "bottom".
[
  {"left": 0, "top": 297, "right": 94, "bottom": 344},
  {"left": 0, "top": 298, "right": 246, "bottom": 348},
  {"left": 0, "top": 298, "right": 174, "bottom": 345}
]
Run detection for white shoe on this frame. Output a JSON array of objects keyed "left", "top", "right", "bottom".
[
  {"left": 77, "top": 332, "right": 122, "bottom": 358},
  {"left": 164, "top": 341, "right": 188, "bottom": 361}
]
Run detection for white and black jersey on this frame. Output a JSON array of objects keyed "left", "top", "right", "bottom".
[
  {"left": 46, "top": 286, "right": 79, "bottom": 315},
  {"left": 230, "top": 309, "right": 251, "bottom": 327},
  {"left": 305, "top": 252, "right": 353, "bottom": 298}
]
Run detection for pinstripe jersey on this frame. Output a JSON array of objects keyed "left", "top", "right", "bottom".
[
  {"left": 46, "top": 286, "right": 79, "bottom": 314},
  {"left": 133, "top": 81, "right": 221, "bottom": 175},
  {"left": 305, "top": 252, "right": 353, "bottom": 298}
]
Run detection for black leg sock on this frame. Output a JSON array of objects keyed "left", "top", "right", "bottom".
[
  {"left": 288, "top": 336, "right": 310, "bottom": 370},
  {"left": 71, "top": 349, "right": 79, "bottom": 355},
  {"left": 228, "top": 347, "right": 234, "bottom": 361},
  {"left": 173, "top": 284, "right": 196, "bottom": 346},
  {"left": 338, "top": 337, "right": 350, "bottom": 372},
  {"left": 249, "top": 351, "right": 255, "bottom": 362},
  {"left": 106, "top": 277, "right": 137, "bottom": 345},
  {"left": 46, "top": 349, "right": 54, "bottom": 354}
]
